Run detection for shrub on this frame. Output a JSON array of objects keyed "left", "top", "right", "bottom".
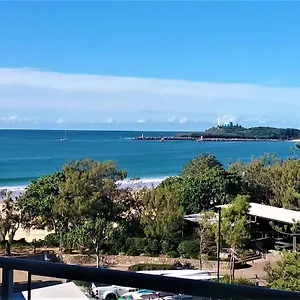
[
  {"left": 129, "top": 263, "right": 176, "bottom": 271},
  {"left": 145, "top": 239, "right": 160, "bottom": 254},
  {"left": 126, "top": 248, "right": 138, "bottom": 256},
  {"left": 218, "top": 275, "right": 255, "bottom": 286},
  {"left": 129, "top": 262, "right": 194, "bottom": 271},
  {"left": 73, "top": 280, "right": 90, "bottom": 287},
  {"left": 13, "top": 238, "right": 29, "bottom": 246},
  {"left": 161, "top": 240, "right": 179, "bottom": 254},
  {"left": 177, "top": 240, "right": 199, "bottom": 259},
  {"left": 167, "top": 251, "right": 180, "bottom": 258},
  {"left": 44, "top": 233, "right": 60, "bottom": 247}
]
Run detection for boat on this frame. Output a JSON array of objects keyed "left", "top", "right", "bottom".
[
  {"left": 60, "top": 130, "right": 68, "bottom": 141},
  {"left": 196, "top": 136, "right": 203, "bottom": 142},
  {"left": 160, "top": 137, "right": 165, "bottom": 142}
]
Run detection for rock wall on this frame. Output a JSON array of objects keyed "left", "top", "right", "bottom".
[{"left": 61, "top": 254, "right": 230, "bottom": 270}]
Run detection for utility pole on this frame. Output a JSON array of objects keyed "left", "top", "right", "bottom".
[{"left": 217, "top": 207, "right": 221, "bottom": 282}]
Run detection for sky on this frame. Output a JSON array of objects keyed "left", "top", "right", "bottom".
[{"left": 1, "top": 2, "right": 300, "bottom": 131}]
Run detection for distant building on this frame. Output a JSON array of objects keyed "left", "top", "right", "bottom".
[{"left": 223, "top": 121, "right": 233, "bottom": 127}]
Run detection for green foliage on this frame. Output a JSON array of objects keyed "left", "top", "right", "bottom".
[
  {"left": 181, "top": 153, "right": 224, "bottom": 178},
  {"left": 141, "top": 179, "right": 184, "bottom": 245},
  {"left": 197, "top": 210, "right": 216, "bottom": 268},
  {"left": 229, "top": 154, "right": 300, "bottom": 210},
  {"left": 228, "top": 154, "right": 278, "bottom": 205},
  {"left": 166, "top": 251, "right": 179, "bottom": 258},
  {"left": 128, "top": 263, "right": 177, "bottom": 271},
  {"left": 17, "top": 172, "right": 65, "bottom": 231},
  {"left": 73, "top": 281, "right": 90, "bottom": 288},
  {"left": 180, "top": 154, "right": 241, "bottom": 214},
  {"left": 161, "top": 240, "right": 179, "bottom": 254},
  {"left": 0, "top": 190, "right": 23, "bottom": 255},
  {"left": 176, "top": 126, "right": 300, "bottom": 140},
  {"left": 218, "top": 275, "right": 255, "bottom": 286},
  {"left": 43, "top": 233, "right": 60, "bottom": 247},
  {"left": 177, "top": 240, "right": 199, "bottom": 259},
  {"left": 217, "top": 195, "right": 251, "bottom": 250},
  {"left": 264, "top": 250, "right": 300, "bottom": 291},
  {"left": 18, "top": 159, "right": 134, "bottom": 265},
  {"left": 126, "top": 248, "right": 139, "bottom": 256}
]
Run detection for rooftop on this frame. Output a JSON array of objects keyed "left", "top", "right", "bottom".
[{"left": 184, "top": 203, "right": 300, "bottom": 225}]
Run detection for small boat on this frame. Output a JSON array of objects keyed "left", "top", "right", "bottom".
[
  {"left": 160, "top": 137, "right": 165, "bottom": 142},
  {"left": 60, "top": 130, "right": 68, "bottom": 141},
  {"left": 196, "top": 136, "right": 203, "bottom": 142}
]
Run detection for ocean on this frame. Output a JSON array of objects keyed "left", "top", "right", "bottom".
[{"left": 0, "top": 129, "right": 298, "bottom": 192}]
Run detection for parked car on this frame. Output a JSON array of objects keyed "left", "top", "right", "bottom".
[{"left": 89, "top": 283, "right": 138, "bottom": 300}]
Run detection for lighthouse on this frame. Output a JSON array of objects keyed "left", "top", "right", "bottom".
[{"left": 217, "top": 116, "right": 221, "bottom": 127}]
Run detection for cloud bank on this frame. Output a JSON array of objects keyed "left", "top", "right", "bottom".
[{"left": 0, "top": 68, "right": 300, "bottom": 129}]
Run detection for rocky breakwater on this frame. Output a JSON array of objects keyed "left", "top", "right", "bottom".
[{"left": 133, "top": 136, "right": 282, "bottom": 142}]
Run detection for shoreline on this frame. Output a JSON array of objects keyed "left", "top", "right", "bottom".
[{"left": 0, "top": 177, "right": 168, "bottom": 198}]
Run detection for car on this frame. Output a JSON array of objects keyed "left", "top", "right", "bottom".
[{"left": 89, "top": 283, "right": 138, "bottom": 300}]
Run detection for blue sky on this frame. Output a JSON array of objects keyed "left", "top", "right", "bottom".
[{"left": 0, "top": 2, "right": 300, "bottom": 130}]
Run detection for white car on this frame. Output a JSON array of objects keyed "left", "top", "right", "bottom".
[{"left": 89, "top": 283, "right": 138, "bottom": 300}]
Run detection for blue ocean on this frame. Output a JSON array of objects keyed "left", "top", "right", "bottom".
[{"left": 0, "top": 130, "right": 298, "bottom": 189}]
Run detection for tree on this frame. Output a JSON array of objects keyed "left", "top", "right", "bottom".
[
  {"left": 220, "top": 195, "right": 251, "bottom": 249},
  {"left": 230, "top": 154, "right": 300, "bottom": 210},
  {"left": 217, "top": 195, "right": 251, "bottom": 281},
  {"left": 180, "top": 153, "right": 241, "bottom": 215},
  {"left": 180, "top": 171, "right": 240, "bottom": 215},
  {"left": 0, "top": 190, "right": 23, "bottom": 255},
  {"left": 264, "top": 250, "right": 300, "bottom": 291},
  {"left": 197, "top": 210, "right": 215, "bottom": 269},
  {"left": 181, "top": 153, "right": 223, "bottom": 178},
  {"left": 17, "top": 172, "right": 65, "bottom": 233},
  {"left": 267, "top": 158, "right": 300, "bottom": 210},
  {"left": 141, "top": 177, "right": 184, "bottom": 252},
  {"left": 54, "top": 159, "right": 129, "bottom": 267}
]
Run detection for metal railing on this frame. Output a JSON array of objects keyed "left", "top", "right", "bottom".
[{"left": 0, "top": 256, "right": 299, "bottom": 300}]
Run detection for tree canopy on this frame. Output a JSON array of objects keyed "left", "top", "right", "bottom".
[
  {"left": 180, "top": 153, "right": 241, "bottom": 214},
  {"left": 218, "top": 195, "right": 251, "bottom": 250},
  {"left": 229, "top": 153, "right": 300, "bottom": 210},
  {"left": 141, "top": 177, "right": 183, "bottom": 245},
  {"left": 0, "top": 190, "right": 23, "bottom": 255},
  {"left": 265, "top": 250, "right": 300, "bottom": 291}
]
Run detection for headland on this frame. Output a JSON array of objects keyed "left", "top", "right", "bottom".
[{"left": 134, "top": 122, "right": 300, "bottom": 142}]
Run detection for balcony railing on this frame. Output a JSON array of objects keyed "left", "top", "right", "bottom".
[{"left": 0, "top": 256, "right": 299, "bottom": 300}]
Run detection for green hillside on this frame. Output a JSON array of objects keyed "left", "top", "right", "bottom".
[{"left": 176, "top": 125, "right": 300, "bottom": 140}]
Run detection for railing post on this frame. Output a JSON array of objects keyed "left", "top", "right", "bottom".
[
  {"left": 2, "top": 267, "right": 13, "bottom": 300},
  {"left": 27, "top": 271, "right": 32, "bottom": 300}
]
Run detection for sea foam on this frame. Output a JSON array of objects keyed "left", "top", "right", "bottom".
[{"left": 0, "top": 177, "right": 169, "bottom": 198}]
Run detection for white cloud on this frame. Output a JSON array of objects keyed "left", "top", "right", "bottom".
[
  {"left": 104, "top": 118, "right": 114, "bottom": 123},
  {"left": 1, "top": 67, "right": 300, "bottom": 128},
  {"left": 56, "top": 118, "right": 64, "bottom": 124},
  {"left": 0, "top": 115, "right": 21, "bottom": 123},
  {"left": 219, "top": 114, "right": 237, "bottom": 124},
  {"left": 179, "top": 117, "right": 188, "bottom": 124},
  {"left": 137, "top": 119, "right": 146, "bottom": 123},
  {"left": 167, "top": 116, "right": 176, "bottom": 122},
  {"left": 0, "top": 115, "right": 39, "bottom": 124}
]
